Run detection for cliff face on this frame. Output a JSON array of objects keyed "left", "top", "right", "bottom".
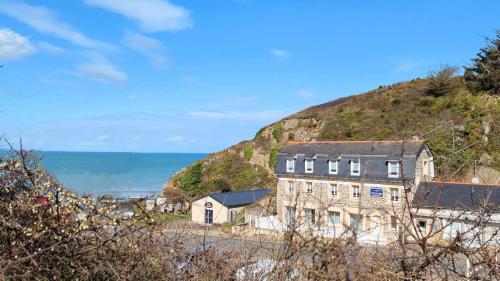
[{"left": 165, "top": 77, "right": 500, "bottom": 197}]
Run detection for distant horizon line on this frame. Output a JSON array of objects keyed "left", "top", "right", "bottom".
[{"left": 0, "top": 148, "right": 210, "bottom": 155}]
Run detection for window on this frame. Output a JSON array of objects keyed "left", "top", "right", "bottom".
[
  {"left": 328, "top": 211, "right": 341, "bottom": 225},
  {"left": 328, "top": 160, "right": 339, "bottom": 174},
  {"left": 349, "top": 213, "right": 363, "bottom": 232},
  {"left": 390, "top": 188, "right": 399, "bottom": 202},
  {"left": 330, "top": 184, "right": 337, "bottom": 196},
  {"left": 391, "top": 216, "right": 398, "bottom": 229},
  {"left": 205, "top": 209, "right": 213, "bottom": 224},
  {"left": 350, "top": 159, "right": 360, "bottom": 176},
  {"left": 388, "top": 161, "right": 400, "bottom": 178},
  {"left": 305, "top": 159, "right": 314, "bottom": 173},
  {"left": 285, "top": 207, "right": 296, "bottom": 224},
  {"left": 288, "top": 181, "right": 294, "bottom": 193},
  {"left": 230, "top": 210, "right": 238, "bottom": 222},
  {"left": 286, "top": 159, "right": 295, "bottom": 172},
  {"left": 352, "top": 185, "right": 360, "bottom": 198},
  {"left": 305, "top": 208, "right": 315, "bottom": 224},
  {"left": 417, "top": 219, "right": 427, "bottom": 232},
  {"left": 423, "top": 160, "right": 429, "bottom": 176},
  {"left": 306, "top": 182, "right": 313, "bottom": 194}
]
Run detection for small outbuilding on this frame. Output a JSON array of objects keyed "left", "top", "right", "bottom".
[{"left": 191, "top": 189, "right": 271, "bottom": 225}]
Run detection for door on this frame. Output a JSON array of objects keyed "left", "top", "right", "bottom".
[
  {"left": 205, "top": 209, "right": 213, "bottom": 224},
  {"left": 229, "top": 210, "right": 238, "bottom": 222}
]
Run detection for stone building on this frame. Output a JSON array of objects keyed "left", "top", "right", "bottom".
[{"left": 275, "top": 140, "right": 434, "bottom": 242}]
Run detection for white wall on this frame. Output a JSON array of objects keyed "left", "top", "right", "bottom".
[{"left": 191, "top": 196, "right": 228, "bottom": 224}]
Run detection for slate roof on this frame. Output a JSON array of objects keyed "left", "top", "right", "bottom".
[
  {"left": 280, "top": 140, "right": 425, "bottom": 158},
  {"left": 412, "top": 182, "right": 500, "bottom": 210},
  {"left": 275, "top": 140, "right": 428, "bottom": 182},
  {"left": 209, "top": 189, "right": 271, "bottom": 208}
]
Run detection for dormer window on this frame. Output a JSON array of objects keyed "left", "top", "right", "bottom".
[
  {"left": 305, "top": 159, "right": 314, "bottom": 173},
  {"left": 328, "top": 160, "right": 339, "bottom": 175},
  {"left": 286, "top": 159, "right": 295, "bottom": 172},
  {"left": 388, "top": 161, "right": 400, "bottom": 178},
  {"left": 350, "top": 159, "right": 360, "bottom": 176}
]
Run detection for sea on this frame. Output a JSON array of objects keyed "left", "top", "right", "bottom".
[{"left": 3, "top": 151, "right": 207, "bottom": 198}]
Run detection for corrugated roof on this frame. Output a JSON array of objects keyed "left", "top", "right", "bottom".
[
  {"left": 209, "top": 189, "right": 271, "bottom": 208},
  {"left": 413, "top": 182, "right": 500, "bottom": 210}
]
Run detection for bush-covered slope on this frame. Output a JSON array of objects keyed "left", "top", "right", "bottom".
[{"left": 165, "top": 76, "right": 500, "bottom": 197}]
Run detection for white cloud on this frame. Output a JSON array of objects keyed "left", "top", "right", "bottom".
[
  {"left": 85, "top": 0, "right": 192, "bottom": 32},
  {"left": 36, "top": 41, "right": 64, "bottom": 53},
  {"left": 40, "top": 78, "right": 57, "bottom": 84},
  {"left": 187, "top": 110, "right": 284, "bottom": 122},
  {"left": 76, "top": 55, "right": 127, "bottom": 83},
  {"left": 296, "top": 89, "right": 314, "bottom": 100},
  {"left": 270, "top": 48, "right": 291, "bottom": 58},
  {"left": 165, "top": 135, "right": 182, "bottom": 142},
  {"left": 0, "top": 2, "right": 113, "bottom": 50},
  {"left": 124, "top": 31, "right": 168, "bottom": 68},
  {"left": 0, "top": 28, "right": 36, "bottom": 60}
]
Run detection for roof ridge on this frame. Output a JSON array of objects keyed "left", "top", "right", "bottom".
[
  {"left": 209, "top": 188, "right": 270, "bottom": 195},
  {"left": 425, "top": 181, "right": 500, "bottom": 187},
  {"left": 288, "top": 140, "right": 425, "bottom": 144}
]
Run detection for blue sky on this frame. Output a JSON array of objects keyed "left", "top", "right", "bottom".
[{"left": 0, "top": 0, "right": 498, "bottom": 153}]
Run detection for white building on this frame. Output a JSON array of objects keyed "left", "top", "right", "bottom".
[{"left": 191, "top": 189, "right": 270, "bottom": 225}]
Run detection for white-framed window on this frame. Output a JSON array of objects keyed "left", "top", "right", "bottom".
[
  {"left": 328, "top": 211, "right": 341, "bottom": 225},
  {"left": 388, "top": 161, "right": 400, "bottom": 178},
  {"left": 304, "top": 208, "right": 315, "bottom": 224},
  {"left": 328, "top": 160, "right": 339, "bottom": 174},
  {"left": 390, "top": 188, "right": 399, "bottom": 202},
  {"left": 306, "top": 182, "right": 313, "bottom": 194},
  {"left": 330, "top": 184, "right": 337, "bottom": 196},
  {"left": 286, "top": 159, "right": 295, "bottom": 172},
  {"left": 350, "top": 159, "right": 360, "bottom": 176},
  {"left": 305, "top": 159, "right": 314, "bottom": 173},
  {"left": 285, "top": 206, "right": 296, "bottom": 224},
  {"left": 352, "top": 185, "right": 360, "bottom": 198},
  {"left": 288, "top": 181, "right": 294, "bottom": 193}
]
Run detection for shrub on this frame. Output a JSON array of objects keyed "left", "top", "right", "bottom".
[
  {"left": 272, "top": 122, "right": 282, "bottom": 142},
  {"left": 243, "top": 144, "right": 253, "bottom": 160},
  {"left": 179, "top": 162, "right": 203, "bottom": 196},
  {"left": 425, "top": 66, "right": 457, "bottom": 97},
  {"left": 391, "top": 98, "right": 401, "bottom": 105},
  {"left": 268, "top": 147, "right": 279, "bottom": 168}
]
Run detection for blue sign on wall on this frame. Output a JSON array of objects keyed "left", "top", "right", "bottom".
[{"left": 370, "top": 187, "right": 384, "bottom": 198}]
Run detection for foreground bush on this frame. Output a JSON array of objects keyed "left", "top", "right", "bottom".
[{"left": 0, "top": 143, "right": 238, "bottom": 280}]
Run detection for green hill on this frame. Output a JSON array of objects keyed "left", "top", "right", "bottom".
[{"left": 165, "top": 76, "right": 499, "bottom": 197}]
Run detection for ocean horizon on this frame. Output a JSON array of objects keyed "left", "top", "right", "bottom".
[{"left": 4, "top": 150, "right": 207, "bottom": 198}]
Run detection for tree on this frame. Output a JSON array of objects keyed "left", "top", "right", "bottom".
[
  {"left": 425, "top": 65, "right": 458, "bottom": 97},
  {"left": 464, "top": 30, "right": 500, "bottom": 95}
]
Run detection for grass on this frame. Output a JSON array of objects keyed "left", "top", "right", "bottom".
[{"left": 169, "top": 76, "right": 500, "bottom": 196}]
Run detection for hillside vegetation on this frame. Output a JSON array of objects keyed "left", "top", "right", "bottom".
[{"left": 165, "top": 33, "right": 500, "bottom": 197}]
